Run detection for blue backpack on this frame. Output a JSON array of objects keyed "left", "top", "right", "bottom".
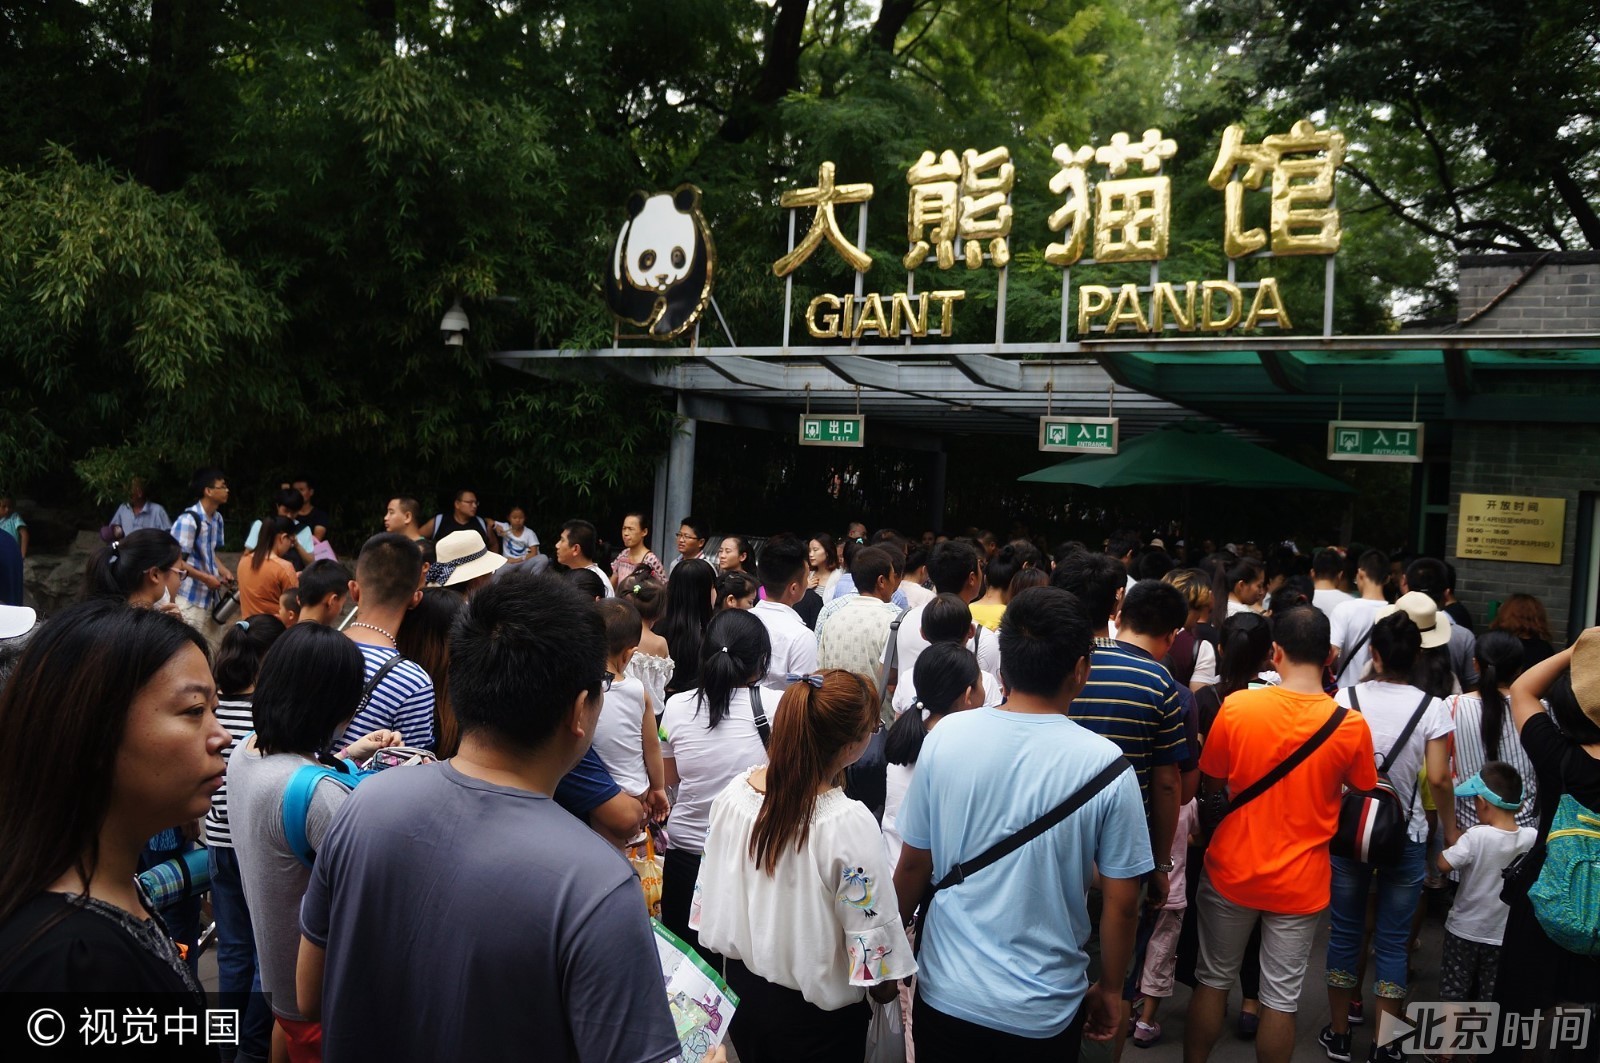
[
  {"left": 282, "top": 760, "right": 369, "bottom": 868},
  {"left": 1527, "top": 792, "right": 1600, "bottom": 956},
  {"left": 278, "top": 654, "right": 401, "bottom": 868}
]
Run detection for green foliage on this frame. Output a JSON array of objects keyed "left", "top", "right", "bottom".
[
  {"left": 2, "top": 0, "right": 1582, "bottom": 540},
  {"left": 1195, "top": 0, "right": 1600, "bottom": 254}
]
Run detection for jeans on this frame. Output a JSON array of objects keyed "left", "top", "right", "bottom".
[
  {"left": 209, "top": 846, "right": 274, "bottom": 1061},
  {"left": 1325, "top": 837, "right": 1427, "bottom": 998}
]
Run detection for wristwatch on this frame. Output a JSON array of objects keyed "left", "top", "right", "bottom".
[{"left": 1154, "top": 860, "right": 1175, "bottom": 873}]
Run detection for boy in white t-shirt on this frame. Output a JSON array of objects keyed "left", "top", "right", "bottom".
[
  {"left": 1437, "top": 763, "right": 1537, "bottom": 1002},
  {"left": 593, "top": 600, "right": 668, "bottom": 825},
  {"left": 497, "top": 507, "right": 540, "bottom": 563}
]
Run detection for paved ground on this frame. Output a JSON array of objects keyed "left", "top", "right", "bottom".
[{"left": 198, "top": 889, "right": 1453, "bottom": 1062}]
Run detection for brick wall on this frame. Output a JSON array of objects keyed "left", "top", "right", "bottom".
[
  {"left": 1447, "top": 417, "right": 1600, "bottom": 641},
  {"left": 1457, "top": 252, "right": 1600, "bottom": 333}
]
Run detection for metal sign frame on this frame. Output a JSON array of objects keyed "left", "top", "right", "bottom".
[
  {"left": 1326, "top": 420, "right": 1425, "bottom": 463},
  {"left": 1038, "top": 415, "right": 1120, "bottom": 454},
  {"left": 798, "top": 413, "right": 866, "bottom": 448}
]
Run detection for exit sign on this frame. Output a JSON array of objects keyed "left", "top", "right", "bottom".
[
  {"left": 799, "top": 414, "right": 865, "bottom": 448},
  {"left": 1038, "top": 416, "right": 1119, "bottom": 454},
  {"left": 1327, "top": 421, "right": 1424, "bottom": 463}
]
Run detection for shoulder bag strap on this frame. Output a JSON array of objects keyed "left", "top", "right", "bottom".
[
  {"left": 749, "top": 685, "right": 770, "bottom": 748},
  {"left": 876, "top": 606, "right": 913, "bottom": 711},
  {"left": 357, "top": 654, "right": 405, "bottom": 716},
  {"left": 1335, "top": 627, "right": 1373, "bottom": 681},
  {"left": 1224, "top": 706, "right": 1350, "bottom": 816},
  {"left": 1377, "top": 689, "right": 1433, "bottom": 773},
  {"left": 929, "top": 757, "right": 1131, "bottom": 897}
]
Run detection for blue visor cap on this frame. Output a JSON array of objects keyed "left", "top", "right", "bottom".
[{"left": 1454, "top": 772, "right": 1521, "bottom": 811}]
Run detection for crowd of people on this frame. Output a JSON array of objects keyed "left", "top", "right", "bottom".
[{"left": 0, "top": 470, "right": 1597, "bottom": 1063}]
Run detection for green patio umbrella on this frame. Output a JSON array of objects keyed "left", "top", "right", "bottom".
[{"left": 1019, "top": 420, "right": 1354, "bottom": 493}]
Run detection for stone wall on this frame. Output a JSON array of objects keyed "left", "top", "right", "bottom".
[
  {"left": 1457, "top": 252, "right": 1600, "bottom": 333},
  {"left": 1446, "top": 416, "right": 1600, "bottom": 642}
]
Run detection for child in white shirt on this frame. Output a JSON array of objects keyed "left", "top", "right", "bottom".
[
  {"left": 497, "top": 506, "right": 540, "bottom": 563},
  {"left": 593, "top": 600, "right": 668, "bottom": 825},
  {"left": 1437, "top": 762, "right": 1537, "bottom": 1001}
]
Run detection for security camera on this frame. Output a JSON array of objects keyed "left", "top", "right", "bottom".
[{"left": 440, "top": 299, "right": 470, "bottom": 347}]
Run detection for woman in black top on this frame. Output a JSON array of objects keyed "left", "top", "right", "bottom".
[
  {"left": 0, "top": 600, "right": 229, "bottom": 1023},
  {"left": 1493, "top": 631, "right": 1600, "bottom": 1062}
]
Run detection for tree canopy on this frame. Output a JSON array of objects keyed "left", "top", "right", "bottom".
[{"left": 0, "top": 0, "right": 1589, "bottom": 536}]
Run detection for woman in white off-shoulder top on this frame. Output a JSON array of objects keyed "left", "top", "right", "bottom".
[{"left": 693, "top": 669, "right": 915, "bottom": 1061}]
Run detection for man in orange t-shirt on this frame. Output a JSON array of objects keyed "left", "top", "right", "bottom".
[{"left": 1184, "top": 606, "right": 1376, "bottom": 1063}]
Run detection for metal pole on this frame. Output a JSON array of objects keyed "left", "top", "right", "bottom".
[
  {"left": 852, "top": 202, "right": 869, "bottom": 350},
  {"left": 1061, "top": 267, "right": 1071, "bottom": 343},
  {"left": 665, "top": 393, "right": 697, "bottom": 553},
  {"left": 995, "top": 264, "right": 1008, "bottom": 345},
  {"left": 1324, "top": 255, "right": 1336, "bottom": 338},
  {"left": 782, "top": 210, "right": 796, "bottom": 349}
]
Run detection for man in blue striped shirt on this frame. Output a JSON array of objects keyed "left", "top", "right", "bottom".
[
  {"left": 1053, "top": 556, "right": 1187, "bottom": 892},
  {"left": 339, "top": 533, "right": 435, "bottom": 750},
  {"left": 171, "top": 469, "right": 234, "bottom": 650}
]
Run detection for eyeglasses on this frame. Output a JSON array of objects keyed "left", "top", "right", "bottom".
[
  {"left": 597, "top": 671, "right": 614, "bottom": 693},
  {"left": 676, "top": 531, "right": 702, "bottom": 541}
]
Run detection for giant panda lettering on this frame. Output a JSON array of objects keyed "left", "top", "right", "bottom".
[{"left": 603, "top": 184, "right": 715, "bottom": 339}]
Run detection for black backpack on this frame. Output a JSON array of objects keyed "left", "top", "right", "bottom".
[{"left": 1331, "top": 686, "right": 1431, "bottom": 867}]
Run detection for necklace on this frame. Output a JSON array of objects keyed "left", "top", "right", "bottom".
[{"left": 350, "top": 621, "right": 396, "bottom": 644}]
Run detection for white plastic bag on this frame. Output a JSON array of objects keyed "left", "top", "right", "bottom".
[{"left": 865, "top": 994, "right": 906, "bottom": 1063}]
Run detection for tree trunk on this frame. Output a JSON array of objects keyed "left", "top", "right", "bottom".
[
  {"left": 134, "top": 0, "right": 179, "bottom": 193},
  {"left": 717, "top": 0, "right": 810, "bottom": 144},
  {"left": 870, "top": 0, "right": 918, "bottom": 53},
  {"left": 1550, "top": 168, "right": 1600, "bottom": 250}
]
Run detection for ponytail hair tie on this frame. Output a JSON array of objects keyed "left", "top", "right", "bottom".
[
  {"left": 911, "top": 698, "right": 925, "bottom": 713},
  {"left": 720, "top": 646, "right": 730, "bottom": 653},
  {"left": 632, "top": 584, "right": 642, "bottom": 595},
  {"left": 236, "top": 620, "right": 249, "bottom": 630}
]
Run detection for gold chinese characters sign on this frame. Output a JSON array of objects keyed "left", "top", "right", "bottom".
[
  {"left": 768, "top": 121, "right": 1343, "bottom": 342},
  {"left": 1456, "top": 494, "right": 1566, "bottom": 566}
]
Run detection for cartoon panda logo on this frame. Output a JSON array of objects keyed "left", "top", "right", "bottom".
[{"left": 603, "top": 184, "right": 715, "bottom": 340}]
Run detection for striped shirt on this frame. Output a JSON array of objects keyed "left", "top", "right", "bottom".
[
  {"left": 337, "top": 643, "right": 435, "bottom": 750},
  {"left": 172, "top": 504, "right": 225, "bottom": 609},
  {"left": 1446, "top": 692, "right": 1540, "bottom": 830},
  {"left": 205, "top": 694, "right": 256, "bottom": 847},
  {"left": 1068, "top": 638, "right": 1188, "bottom": 806}
]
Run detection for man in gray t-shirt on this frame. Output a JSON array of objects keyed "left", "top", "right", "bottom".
[{"left": 297, "top": 572, "right": 679, "bottom": 1063}]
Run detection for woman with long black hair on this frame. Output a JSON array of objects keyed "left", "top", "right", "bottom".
[
  {"left": 83, "top": 527, "right": 184, "bottom": 615},
  {"left": 0, "top": 601, "right": 226, "bottom": 1038},
  {"left": 658, "top": 609, "right": 772, "bottom": 961},
  {"left": 1446, "top": 630, "right": 1536, "bottom": 829},
  {"left": 883, "top": 642, "right": 983, "bottom": 867},
  {"left": 659, "top": 557, "right": 716, "bottom": 698}
]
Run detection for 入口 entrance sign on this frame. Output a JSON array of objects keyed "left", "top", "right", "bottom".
[
  {"left": 1038, "top": 416, "right": 1120, "bottom": 454},
  {"left": 1327, "top": 421, "right": 1424, "bottom": 463},
  {"left": 799, "top": 415, "right": 865, "bottom": 448},
  {"left": 1456, "top": 494, "right": 1566, "bottom": 566}
]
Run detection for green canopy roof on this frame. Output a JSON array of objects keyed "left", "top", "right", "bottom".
[{"left": 1019, "top": 420, "right": 1355, "bottom": 492}]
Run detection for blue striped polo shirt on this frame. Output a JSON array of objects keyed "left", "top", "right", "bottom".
[{"left": 1067, "top": 638, "right": 1188, "bottom": 808}]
